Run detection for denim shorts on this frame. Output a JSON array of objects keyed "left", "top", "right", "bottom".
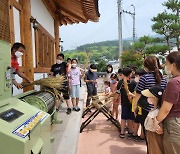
[{"left": 71, "top": 84, "right": 80, "bottom": 98}]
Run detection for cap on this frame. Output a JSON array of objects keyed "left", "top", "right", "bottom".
[{"left": 141, "top": 85, "right": 163, "bottom": 99}]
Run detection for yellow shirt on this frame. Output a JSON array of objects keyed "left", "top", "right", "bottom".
[{"left": 131, "top": 96, "right": 142, "bottom": 115}]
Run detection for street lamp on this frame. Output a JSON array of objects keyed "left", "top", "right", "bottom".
[{"left": 131, "top": 4, "right": 136, "bottom": 43}]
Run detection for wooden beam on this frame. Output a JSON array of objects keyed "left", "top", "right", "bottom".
[
  {"left": 42, "top": 0, "right": 56, "bottom": 19},
  {"left": 21, "top": 0, "right": 34, "bottom": 91},
  {"left": 34, "top": 67, "right": 51, "bottom": 73},
  {"left": 9, "top": 2, "right": 15, "bottom": 44},
  {"left": 54, "top": 14, "right": 60, "bottom": 55},
  {"left": 58, "top": 5, "right": 87, "bottom": 22},
  {"left": 61, "top": 19, "right": 67, "bottom": 25},
  {"left": 10, "top": 0, "right": 22, "bottom": 11},
  {"left": 64, "top": 17, "right": 73, "bottom": 25}
]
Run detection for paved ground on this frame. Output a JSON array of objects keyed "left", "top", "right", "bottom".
[
  {"left": 77, "top": 112, "right": 146, "bottom": 154},
  {"left": 51, "top": 79, "right": 147, "bottom": 154},
  {"left": 50, "top": 86, "right": 86, "bottom": 154},
  {"left": 77, "top": 80, "right": 147, "bottom": 154}
]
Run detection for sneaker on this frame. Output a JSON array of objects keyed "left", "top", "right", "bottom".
[
  {"left": 124, "top": 127, "right": 129, "bottom": 133},
  {"left": 127, "top": 133, "right": 134, "bottom": 140},
  {"left": 128, "top": 134, "right": 137, "bottom": 140},
  {"left": 66, "top": 108, "right": 72, "bottom": 114},
  {"left": 76, "top": 107, "right": 80, "bottom": 112},
  {"left": 73, "top": 107, "right": 76, "bottom": 111},
  {"left": 134, "top": 136, "right": 145, "bottom": 142},
  {"left": 119, "top": 133, "right": 125, "bottom": 138}
]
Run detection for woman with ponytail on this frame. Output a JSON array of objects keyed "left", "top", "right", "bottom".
[{"left": 134, "top": 56, "right": 167, "bottom": 154}]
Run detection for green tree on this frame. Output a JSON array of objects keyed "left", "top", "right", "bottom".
[
  {"left": 145, "top": 45, "right": 170, "bottom": 56},
  {"left": 121, "top": 50, "right": 143, "bottom": 68},
  {"left": 152, "top": 0, "right": 180, "bottom": 51},
  {"left": 132, "top": 35, "right": 170, "bottom": 58},
  {"left": 132, "top": 42, "right": 146, "bottom": 58},
  {"left": 97, "top": 60, "right": 107, "bottom": 72}
]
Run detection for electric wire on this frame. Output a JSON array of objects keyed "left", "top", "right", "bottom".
[{"left": 73, "top": 15, "right": 117, "bottom": 47}]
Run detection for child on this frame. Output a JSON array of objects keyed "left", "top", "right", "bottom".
[
  {"left": 104, "top": 81, "right": 111, "bottom": 95},
  {"left": 141, "top": 86, "right": 163, "bottom": 132},
  {"left": 140, "top": 85, "right": 164, "bottom": 154},
  {"left": 115, "top": 67, "right": 136, "bottom": 138},
  {"left": 110, "top": 73, "right": 119, "bottom": 120},
  {"left": 68, "top": 59, "right": 83, "bottom": 111},
  {"left": 104, "top": 81, "right": 112, "bottom": 112},
  {"left": 84, "top": 64, "right": 98, "bottom": 107},
  {"left": 131, "top": 69, "right": 146, "bottom": 141}
]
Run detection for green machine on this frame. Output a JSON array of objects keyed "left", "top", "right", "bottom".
[{"left": 0, "top": 40, "right": 51, "bottom": 154}]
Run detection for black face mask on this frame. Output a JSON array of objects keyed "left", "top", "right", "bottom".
[{"left": 137, "top": 95, "right": 149, "bottom": 108}]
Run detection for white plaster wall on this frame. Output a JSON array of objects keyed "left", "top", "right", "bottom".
[
  {"left": 13, "top": 7, "right": 23, "bottom": 95},
  {"left": 30, "top": 0, "right": 55, "bottom": 37},
  {"left": 34, "top": 73, "right": 48, "bottom": 91}
]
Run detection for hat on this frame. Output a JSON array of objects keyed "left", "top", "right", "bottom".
[{"left": 141, "top": 85, "right": 163, "bottom": 99}]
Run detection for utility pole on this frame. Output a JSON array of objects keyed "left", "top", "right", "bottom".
[
  {"left": 131, "top": 4, "right": 136, "bottom": 43},
  {"left": 118, "top": 0, "right": 123, "bottom": 67},
  {"left": 123, "top": 5, "right": 136, "bottom": 43}
]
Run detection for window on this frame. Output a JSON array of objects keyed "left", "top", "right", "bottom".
[{"left": 34, "top": 24, "right": 56, "bottom": 70}]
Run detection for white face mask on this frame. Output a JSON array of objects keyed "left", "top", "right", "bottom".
[
  {"left": 56, "top": 60, "right": 62, "bottom": 64},
  {"left": 135, "top": 76, "right": 140, "bottom": 83},
  {"left": 71, "top": 63, "right": 77, "bottom": 68},
  {"left": 90, "top": 68, "right": 97, "bottom": 73},
  {"left": 165, "top": 66, "right": 171, "bottom": 75},
  {"left": 15, "top": 51, "right": 23, "bottom": 58}
]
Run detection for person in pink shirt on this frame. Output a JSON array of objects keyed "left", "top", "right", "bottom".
[{"left": 68, "top": 59, "right": 83, "bottom": 111}]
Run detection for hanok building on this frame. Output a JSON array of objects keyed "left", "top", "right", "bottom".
[{"left": 0, "top": 0, "right": 100, "bottom": 95}]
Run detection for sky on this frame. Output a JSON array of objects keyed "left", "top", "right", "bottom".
[{"left": 60, "top": 0, "right": 167, "bottom": 50}]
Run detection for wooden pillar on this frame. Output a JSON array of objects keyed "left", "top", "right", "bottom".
[
  {"left": 54, "top": 14, "right": 60, "bottom": 56},
  {"left": 21, "top": 0, "right": 34, "bottom": 91}
]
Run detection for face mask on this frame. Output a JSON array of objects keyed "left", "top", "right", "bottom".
[
  {"left": 105, "top": 85, "right": 109, "bottom": 88},
  {"left": 90, "top": 68, "right": 97, "bottom": 73},
  {"left": 135, "top": 76, "right": 140, "bottom": 83},
  {"left": 111, "top": 79, "right": 116, "bottom": 84},
  {"left": 15, "top": 51, "right": 23, "bottom": 58},
  {"left": 165, "top": 66, "right": 171, "bottom": 75},
  {"left": 118, "top": 75, "right": 123, "bottom": 80},
  {"left": 56, "top": 60, "right": 62, "bottom": 64},
  {"left": 71, "top": 63, "right": 77, "bottom": 68}
]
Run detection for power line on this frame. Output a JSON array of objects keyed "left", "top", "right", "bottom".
[
  {"left": 73, "top": 15, "right": 117, "bottom": 47},
  {"left": 122, "top": 14, "right": 131, "bottom": 36},
  {"left": 136, "top": 0, "right": 154, "bottom": 8},
  {"left": 123, "top": 0, "right": 144, "bottom": 10}
]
